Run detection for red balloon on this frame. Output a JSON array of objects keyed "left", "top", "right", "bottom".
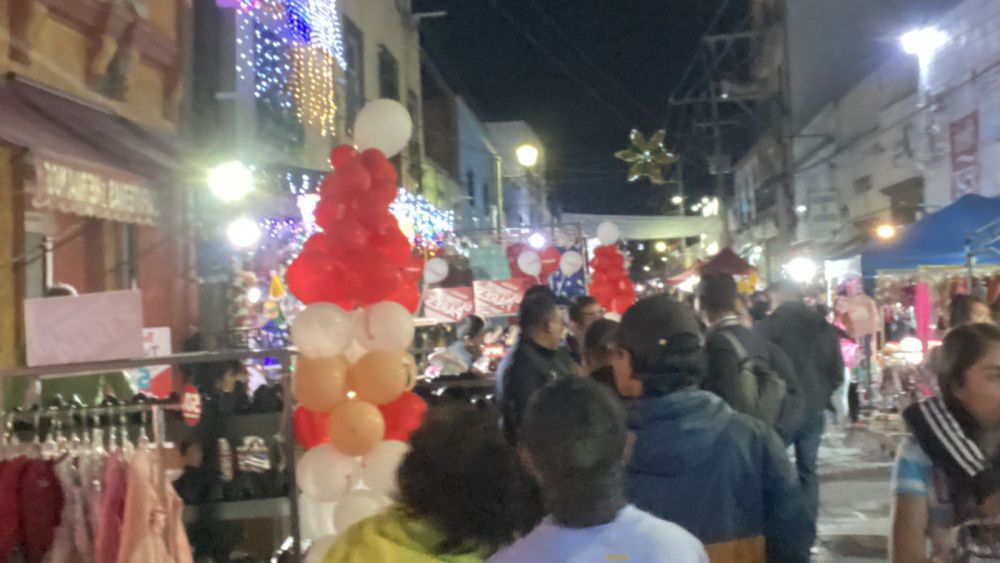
[
  {"left": 372, "top": 161, "right": 398, "bottom": 186},
  {"left": 610, "top": 293, "right": 635, "bottom": 315},
  {"left": 594, "top": 245, "right": 615, "bottom": 259},
  {"left": 369, "top": 181, "right": 399, "bottom": 209},
  {"left": 329, "top": 145, "right": 359, "bottom": 169},
  {"left": 386, "top": 277, "right": 420, "bottom": 313},
  {"left": 313, "top": 199, "right": 347, "bottom": 231},
  {"left": 331, "top": 161, "right": 371, "bottom": 195},
  {"left": 352, "top": 189, "right": 394, "bottom": 226},
  {"left": 371, "top": 227, "right": 413, "bottom": 265},
  {"left": 301, "top": 233, "right": 332, "bottom": 257},
  {"left": 286, "top": 254, "right": 326, "bottom": 304},
  {"left": 294, "top": 406, "right": 331, "bottom": 449},
  {"left": 539, "top": 247, "right": 561, "bottom": 276},
  {"left": 357, "top": 209, "right": 396, "bottom": 233},
  {"left": 401, "top": 254, "right": 424, "bottom": 281},
  {"left": 609, "top": 253, "right": 625, "bottom": 269},
  {"left": 355, "top": 253, "right": 402, "bottom": 306},
  {"left": 325, "top": 218, "right": 369, "bottom": 254},
  {"left": 378, "top": 392, "right": 427, "bottom": 442},
  {"left": 359, "top": 148, "right": 388, "bottom": 169}
]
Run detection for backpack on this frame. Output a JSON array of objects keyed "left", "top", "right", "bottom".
[{"left": 719, "top": 331, "right": 788, "bottom": 429}]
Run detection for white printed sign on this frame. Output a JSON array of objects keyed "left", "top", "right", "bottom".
[
  {"left": 129, "top": 327, "right": 173, "bottom": 398},
  {"left": 24, "top": 290, "right": 144, "bottom": 367}
]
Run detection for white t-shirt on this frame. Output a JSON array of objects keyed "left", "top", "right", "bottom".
[{"left": 487, "top": 505, "right": 708, "bottom": 563}]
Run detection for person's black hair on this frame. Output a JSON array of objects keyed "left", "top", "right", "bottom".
[
  {"left": 521, "top": 377, "right": 628, "bottom": 527},
  {"left": 768, "top": 279, "right": 804, "bottom": 300},
  {"left": 457, "top": 315, "right": 487, "bottom": 341},
  {"left": 816, "top": 304, "right": 831, "bottom": 319},
  {"left": 938, "top": 323, "right": 1000, "bottom": 434},
  {"left": 44, "top": 284, "right": 77, "bottom": 297},
  {"left": 569, "top": 295, "right": 600, "bottom": 325},
  {"left": 518, "top": 292, "right": 559, "bottom": 333},
  {"left": 949, "top": 294, "right": 986, "bottom": 329},
  {"left": 523, "top": 284, "right": 557, "bottom": 302},
  {"left": 583, "top": 318, "right": 618, "bottom": 369},
  {"left": 635, "top": 333, "right": 707, "bottom": 396},
  {"left": 396, "top": 403, "right": 536, "bottom": 553},
  {"left": 698, "top": 273, "right": 739, "bottom": 317},
  {"left": 749, "top": 291, "right": 771, "bottom": 322}
]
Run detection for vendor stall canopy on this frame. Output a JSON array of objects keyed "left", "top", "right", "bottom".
[{"left": 862, "top": 194, "right": 1000, "bottom": 276}]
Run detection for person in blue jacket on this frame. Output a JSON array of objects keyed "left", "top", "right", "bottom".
[{"left": 611, "top": 294, "right": 814, "bottom": 562}]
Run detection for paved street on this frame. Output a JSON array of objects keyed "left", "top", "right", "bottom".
[{"left": 813, "top": 417, "right": 906, "bottom": 562}]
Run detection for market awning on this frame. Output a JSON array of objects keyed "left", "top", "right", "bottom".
[
  {"left": 701, "top": 247, "right": 753, "bottom": 276},
  {"left": 560, "top": 213, "right": 724, "bottom": 241},
  {"left": 0, "top": 75, "right": 177, "bottom": 225}
]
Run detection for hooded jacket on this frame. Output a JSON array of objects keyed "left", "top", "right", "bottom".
[
  {"left": 626, "top": 389, "right": 812, "bottom": 562},
  {"left": 757, "top": 301, "right": 844, "bottom": 413},
  {"left": 323, "top": 507, "right": 491, "bottom": 563}
]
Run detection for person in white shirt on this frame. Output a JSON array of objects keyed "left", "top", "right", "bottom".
[{"left": 488, "top": 377, "right": 707, "bottom": 563}]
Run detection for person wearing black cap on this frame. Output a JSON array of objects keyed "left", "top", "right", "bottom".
[
  {"left": 500, "top": 290, "right": 576, "bottom": 443},
  {"left": 614, "top": 294, "right": 812, "bottom": 562},
  {"left": 757, "top": 280, "right": 843, "bottom": 533}
]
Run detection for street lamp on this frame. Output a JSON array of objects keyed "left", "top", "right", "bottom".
[
  {"left": 670, "top": 195, "right": 683, "bottom": 205},
  {"left": 226, "top": 217, "right": 261, "bottom": 249},
  {"left": 654, "top": 241, "right": 668, "bottom": 253},
  {"left": 516, "top": 144, "right": 540, "bottom": 168},
  {"left": 208, "top": 160, "right": 254, "bottom": 203},
  {"left": 785, "top": 257, "right": 817, "bottom": 284},
  {"left": 900, "top": 26, "right": 948, "bottom": 59},
  {"left": 876, "top": 223, "right": 897, "bottom": 240}
]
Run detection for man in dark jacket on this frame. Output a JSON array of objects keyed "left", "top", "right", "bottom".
[
  {"left": 614, "top": 295, "right": 812, "bottom": 562},
  {"left": 698, "top": 274, "right": 804, "bottom": 442},
  {"left": 757, "top": 281, "right": 844, "bottom": 531},
  {"left": 500, "top": 291, "right": 577, "bottom": 442}
]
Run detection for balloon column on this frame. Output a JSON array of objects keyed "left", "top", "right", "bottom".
[
  {"left": 286, "top": 99, "right": 430, "bottom": 543},
  {"left": 588, "top": 222, "right": 636, "bottom": 314}
]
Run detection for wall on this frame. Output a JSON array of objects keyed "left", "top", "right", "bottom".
[
  {"left": 456, "top": 98, "right": 499, "bottom": 230},
  {"left": 485, "top": 121, "right": 549, "bottom": 227}
]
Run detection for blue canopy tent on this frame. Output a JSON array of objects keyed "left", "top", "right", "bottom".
[{"left": 861, "top": 194, "right": 1000, "bottom": 276}]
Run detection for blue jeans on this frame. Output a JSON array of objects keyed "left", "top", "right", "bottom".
[{"left": 793, "top": 410, "right": 825, "bottom": 529}]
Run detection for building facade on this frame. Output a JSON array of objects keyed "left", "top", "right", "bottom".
[{"left": 0, "top": 0, "right": 195, "bottom": 369}]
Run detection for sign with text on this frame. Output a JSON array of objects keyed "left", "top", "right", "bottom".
[
  {"left": 34, "top": 157, "right": 160, "bottom": 225},
  {"left": 128, "top": 327, "right": 174, "bottom": 398},
  {"left": 424, "top": 287, "right": 474, "bottom": 323},
  {"left": 473, "top": 279, "right": 533, "bottom": 317},
  {"left": 950, "top": 111, "right": 980, "bottom": 200},
  {"left": 25, "top": 290, "right": 144, "bottom": 367}
]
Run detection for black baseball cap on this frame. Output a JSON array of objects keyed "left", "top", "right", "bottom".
[{"left": 616, "top": 294, "right": 703, "bottom": 365}]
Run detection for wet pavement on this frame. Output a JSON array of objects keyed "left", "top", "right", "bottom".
[{"left": 812, "top": 415, "right": 906, "bottom": 562}]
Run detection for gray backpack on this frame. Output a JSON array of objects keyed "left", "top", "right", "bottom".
[{"left": 719, "top": 331, "right": 788, "bottom": 429}]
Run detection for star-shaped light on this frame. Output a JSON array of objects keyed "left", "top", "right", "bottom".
[{"left": 614, "top": 129, "right": 676, "bottom": 185}]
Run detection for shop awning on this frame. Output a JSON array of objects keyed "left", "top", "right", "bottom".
[
  {"left": 560, "top": 212, "right": 723, "bottom": 241},
  {"left": 861, "top": 194, "right": 1000, "bottom": 275},
  {"left": 0, "top": 76, "right": 177, "bottom": 224},
  {"left": 701, "top": 247, "right": 754, "bottom": 276}
]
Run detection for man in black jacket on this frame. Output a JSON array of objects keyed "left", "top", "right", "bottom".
[
  {"left": 698, "top": 274, "right": 804, "bottom": 442},
  {"left": 500, "top": 291, "right": 577, "bottom": 442},
  {"left": 757, "top": 281, "right": 844, "bottom": 532}
]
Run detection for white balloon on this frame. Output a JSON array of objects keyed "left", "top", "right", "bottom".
[
  {"left": 353, "top": 99, "right": 413, "bottom": 158},
  {"left": 354, "top": 302, "right": 415, "bottom": 351},
  {"left": 517, "top": 251, "right": 542, "bottom": 277},
  {"left": 297, "top": 445, "right": 360, "bottom": 502},
  {"left": 559, "top": 251, "right": 585, "bottom": 276},
  {"left": 597, "top": 221, "right": 620, "bottom": 246},
  {"left": 359, "top": 440, "right": 410, "bottom": 496},
  {"left": 343, "top": 339, "right": 368, "bottom": 364},
  {"left": 334, "top": 489, "right": 389, "bottom": 532},
  {"left": 291, "top": 303, "right": 353, "bottom": 358},
  {"left": 423, "top": 258, "right": 449, "bottom": 284},
  {"left": 299, "top": 493, "right": 336, "bottom": 541}
]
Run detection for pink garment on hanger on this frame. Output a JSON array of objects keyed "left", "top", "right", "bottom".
[
  {"left": 46, "top": 457, "right": 83, "bottom": 563},
  {"left": 94, "top": 456, "right": 127, "bottom": 563},
  {"left": 915, "top": 282, "right": 932, "bottom": 354},
  {"left": 115, "top": 451, "right": 191, "bottom": 563}
]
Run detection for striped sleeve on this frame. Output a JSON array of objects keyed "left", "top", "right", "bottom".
[{"left": 892, "top": 435, "right": 932, "bottom": 496}]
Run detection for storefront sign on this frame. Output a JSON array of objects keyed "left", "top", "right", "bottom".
[
  {"left": 424, "top": 287, "right": 474, "bottom": 323},
  {"left": 128, "top": 327, "right": 174, "bottom": 398},
  {"left": 34, "top": 157, "right": 160, "bottom": 225},
  {"left": 473, "top": 279, "right": 533, "bottom": 317},
  {"left": 24, "top": 290, "right": 145, "bottom": 366},
  {"left": 950, "top": 111, "right": 980, "bottom": 200}
]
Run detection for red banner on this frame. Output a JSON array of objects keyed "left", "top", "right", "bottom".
[
  {"left": 474, "top": 279, "right": 533, "bottom": 317},
  {"left": 950, "top": 111, "right": 979, "bottom": 201},
  {"left": 424, "top": 287, "right": 474, "bottom": 323}
]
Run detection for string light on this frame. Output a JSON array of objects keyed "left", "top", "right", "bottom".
[
  {"left": 390, "top": 188, "right": 455, "bottom": 250},
  {"left": 307, "top": 0, "right": 347, "bottom": 68},
  {"left": 290, "top": 45, "right": 338, "bottom": 136}
]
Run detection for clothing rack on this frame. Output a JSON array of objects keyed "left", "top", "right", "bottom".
[{"left": 0, "top": 349, "right": 302, "bottom": 562}]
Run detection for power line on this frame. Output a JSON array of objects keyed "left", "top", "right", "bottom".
[{"left": 485, "top": 0, "right": 636, "bottom": 127}]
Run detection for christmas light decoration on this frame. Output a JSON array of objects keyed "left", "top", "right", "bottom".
[
  {"left": 290, "top": 45, "right": 338, "bottom": 136},
  {"left": 615, "top": 129, "right": 676, "bottom": 185},
  {"left": 306, "top": 0, "right": 347, "bottom": 68},
  {"left": 389, "top": 188, "right": 455, "bottom": 250}
]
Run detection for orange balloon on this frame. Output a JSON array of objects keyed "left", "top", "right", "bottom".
[
  {"left": 293, "top": 355, "right": 349, "bottom": 412},
  {"left": 326, "top": 400, "right": 385, "bottom": 456},
  {"left": 348, "top": 351, "right": 417, "bottom": 405}
]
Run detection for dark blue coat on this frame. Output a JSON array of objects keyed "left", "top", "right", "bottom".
[{"left": 626, "top": 389, "right": 813, "bottom": 562}]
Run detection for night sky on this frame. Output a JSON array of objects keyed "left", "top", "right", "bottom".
[{"left": 415, "top": 0, "right": 744, "bottom": 215}]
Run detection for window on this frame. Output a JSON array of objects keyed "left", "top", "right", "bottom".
[
  {"left": 378, "top": 45, "right": 399, "bottom": 100},
  {"left": 406, "top": 89, "right": 421, "bottom": 186},
  {"left": 343, "top": 18, "right": 364, "bottom": 133},
  {"left": 853, "top": 175, "right": 872, "bottom": 195}
]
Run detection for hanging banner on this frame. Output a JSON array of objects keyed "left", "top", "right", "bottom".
[
  {"left": 128, "top": 327, "right": 174, "bottom": 398},
  {"left": 423, "top": 287, "right": 474, "bottom": 323},
  {"left": 950, "top": 111, "right": 980, "bottom": 201},
  {"left": 24, "top": 290, "right": 144, "bottom": 366},
  {"left": 473, "top": 279, "right": 532, "bottom": 317}
]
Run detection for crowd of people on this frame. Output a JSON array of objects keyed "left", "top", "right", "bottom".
[{"left": 321, "top": 277, "right": 1000, "bottom": 562}]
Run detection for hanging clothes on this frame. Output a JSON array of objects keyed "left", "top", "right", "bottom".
[
  {"left": 19, "top": 459, "right": 64, "bottom": 563},
  {"left": 116, "top": 450, "right": 192, "bottom": 563},
  {"left": 94, "top": 456, "right": 128, "bottom": 563}
]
